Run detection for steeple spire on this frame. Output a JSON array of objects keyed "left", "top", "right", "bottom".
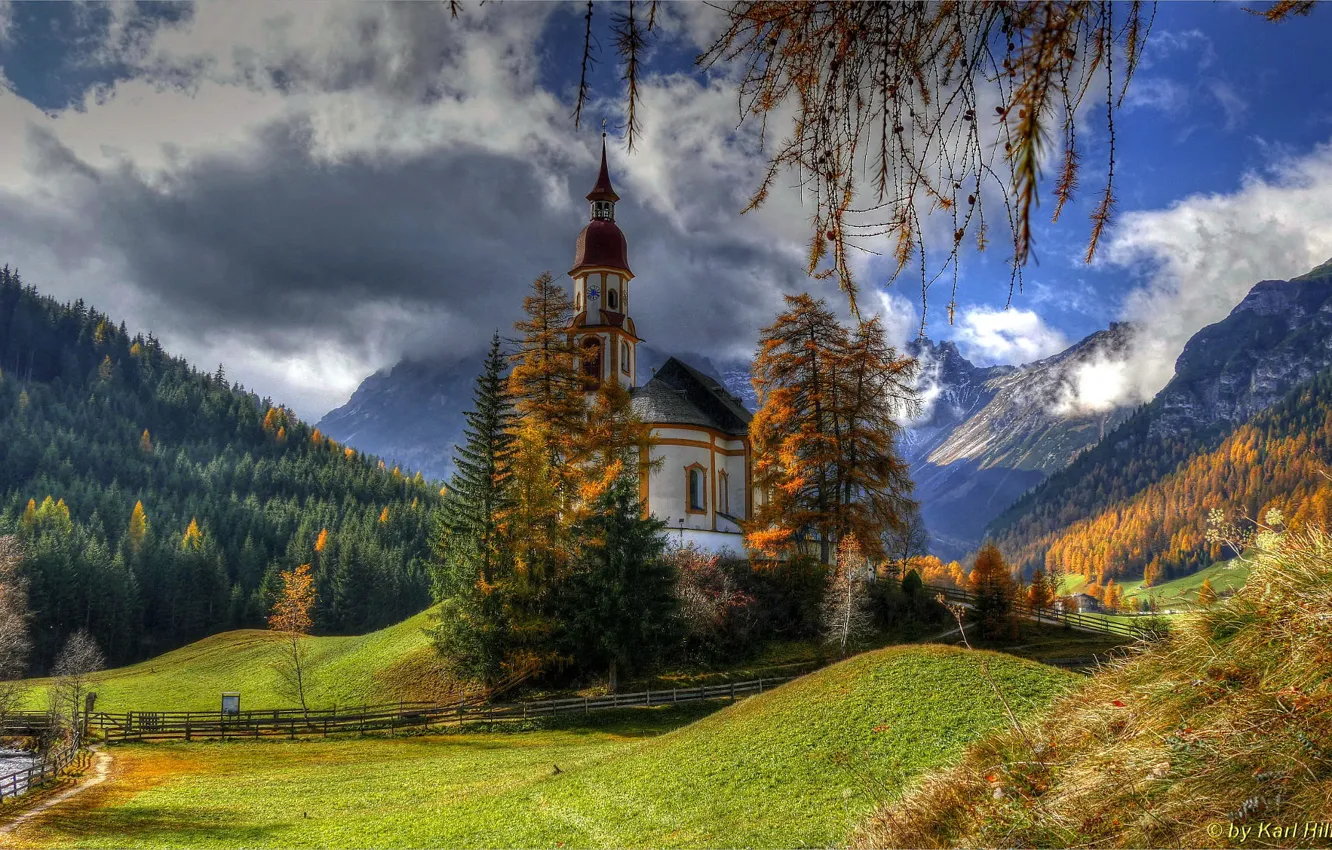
[{"left": 586, "top": 131, "right": 619, "bottom": 205}]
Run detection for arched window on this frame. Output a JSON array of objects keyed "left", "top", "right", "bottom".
[
  {"left": 607, "top": 288, "right": 618, "bottom": 310},
  {"left": 575, "top": 291, "right": 583, "bottom": 311},
  {"left": 581, "top": 337, "right": 602, "bottom": 381},
  {"left": 620, "top": 340, "right": 631, "bottom": 374},
  {"left": 685, "top": 464, "right": 707, "bottom": 513},
  {"left": 718, "top": 470, "right": 730, "bottom": 515}
]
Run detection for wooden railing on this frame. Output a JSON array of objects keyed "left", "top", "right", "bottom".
[
  {"left": 93, "top": 676, "right": 795, "bottom": 744},
  {"left": 0, "top": 734, "right": 91, "bottom": 801},
  {"left": 924, "top": 583, "right": 1160, "bottom": 640}
]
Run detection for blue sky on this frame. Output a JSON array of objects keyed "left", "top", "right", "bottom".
[{"left": 2, "top": 2, "right": 1332, "bottom": 417}]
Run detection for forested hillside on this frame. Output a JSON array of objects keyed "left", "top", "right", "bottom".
[
  {"left": 0, "top": 267, "right": 442, "bottom": 670},
  {"left": 987, "top": 266, "right": 1332, "bottom": 582},
  {"left": 995, "top": 366, "right": 1332, "bottom": 587}
]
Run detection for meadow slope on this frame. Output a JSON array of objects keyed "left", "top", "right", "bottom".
[
  {"left": 9, "top": 644, "right": 1073, "bottom": 849},
  {"left": 21, "top": 609, "right": 452, "bottom": 712}
]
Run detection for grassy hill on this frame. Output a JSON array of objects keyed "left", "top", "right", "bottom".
[
  {"left": 1056, "top": 556, "right": 1252, "bottom": 608},
  {"left": 21, "top": 608, "right": 454, "bottom": 713},
  {"left": 8, "top": 645, "right": 1073, "bottom": 848},
  {"left": 859, "top": 529, "right": 1332, "bottom": 848}
]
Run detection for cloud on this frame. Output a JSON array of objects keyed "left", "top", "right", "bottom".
[
  {"left": 1208, "top": 80, "right": 1248, "bottom": 131},
  {"left": 1098, "top": 140, "right": 1332, "bottom": 406},
  {"left": 0, "top": 1, "right": 12, "bottom": 45},
  {"left": 1123, "top": 77, "right": 1189, "bottom": 114},
  {"left": 950, "top": 306, "right": 1069, "bottom": 366},
  {"left": 1050, "top": 354, "right": 1132, "bottom": 416},
  {"left": 0, "top": 2, "right": 826, "bottom": 419}
]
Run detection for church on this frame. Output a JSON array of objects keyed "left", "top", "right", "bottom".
[{"left": 564, "top": 137, "right": 760, "bottom": 554}]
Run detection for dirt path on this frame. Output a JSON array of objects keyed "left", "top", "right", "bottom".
[{"left": 0, "top": 748, "right": 112, "bottom": 836}]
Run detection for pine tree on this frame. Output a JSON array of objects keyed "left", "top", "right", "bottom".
[
  {"left": 435, "top": 332, "right": 516, "bottom": 592},
  {"left": 557, "top": 472, "right": 675, "bottom": 692},
  {"left": 429, "top": 333, "right": 520, "bottom": 685}
]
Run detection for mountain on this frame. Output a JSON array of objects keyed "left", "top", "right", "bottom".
[
  {"left": 318, "top": 357, "right": 479, "bottom": 484},
  {"left": 320, "top": 343, "right": 753, "bottom": 485},
  {"left": 903, "top": 325, "right": 1137, "bottom": 560},
  {"left": 0, "top": 267, "right": 440, "bottom": 669},
  {"left": 987, "top": 260, "right": 1332, "bottom": 580}
]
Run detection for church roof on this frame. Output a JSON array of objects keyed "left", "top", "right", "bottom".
[
  {"left": 570, "top": 219, "right": 631, "bottom": 276},
  {"left": 631, "top": 357, "right": 751, "bottom": 437}
]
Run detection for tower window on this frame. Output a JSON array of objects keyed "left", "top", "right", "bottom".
[
  {"left": 581, "top": 337, "right": 603, "bottom": 381},
  {"left": 719, "top": 470, "right": 730, "bottom": 514},
  {"left": 686, "top": 464, "right": 707, "bottom": 513},
  {"left": 621, "top": 341, "right": 630, "bottom": 374},
  {"left": 607, "top": 289, "right": 618, "bottom": 310},
  {"left": 592, "top": 200, "right": 614, "bottom": 220},
  {"left": 576, "top": 291, "right": 583, "bottom": 311}
]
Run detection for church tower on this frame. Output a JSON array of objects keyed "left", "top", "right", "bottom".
[{"left": 569, "top": 133, "right": 639, "bottom": 390}]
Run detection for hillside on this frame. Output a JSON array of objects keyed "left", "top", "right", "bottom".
[
  {"left": 988, "top": 261, "right": 1332, "bottom": 578},
  {"left": 19, "top": 608, "right": 455, "bottom": 712},
  {"left": 858, "top": 527, "right": 1332, "bottom": 848},
  {"left": 993, "top": 365, "right": 1332, "bottom": 587},
  {"left": 904, "top": 328, "right": 1136, "bottom": 559},
  {"left": 9, "top": 644, "right": 1072, "bottom": 849},
  {"left": 0, "top": 267, "right": 442, "bottom": 668}
]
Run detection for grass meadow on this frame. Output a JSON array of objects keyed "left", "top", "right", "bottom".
[{"left": 6, "top": 645, "right": 1073, "bottom": 849}]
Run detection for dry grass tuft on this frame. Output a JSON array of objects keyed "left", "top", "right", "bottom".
[{"left": 856, "top": 528, "right": 1332, "bottom": 848}]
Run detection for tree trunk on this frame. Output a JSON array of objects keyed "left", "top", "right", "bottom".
[{"left": 608, "top": 658, "right": 617, "bottom": 694}]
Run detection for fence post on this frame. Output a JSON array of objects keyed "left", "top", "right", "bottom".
[
  {"left": 646, "top": 686, "right": 650, "bottom": 707},
  {"left": 758, "top": 678, "right": 763, "bottom": 694},
  {"left": 186, "top": 715, "right": 191, "bottom": 742},
  {"left": 673, "top": 688, "right": 677, "bottom": 704},
  {"left": 730, "top": 682, "right": 736, "bottom": 703},
  {"left": 584, "top": 696, "right": 589, "bottom": 716}
]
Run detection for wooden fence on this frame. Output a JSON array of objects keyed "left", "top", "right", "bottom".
[
  {"left": 924, "top": 583, "right": 1161, "bottom": 640},
  {"left": 93, "top": 677, "right": 795, "bottom": 744},
  {"left": 0, "top": 736, "right": 91, "bottom": 802}
]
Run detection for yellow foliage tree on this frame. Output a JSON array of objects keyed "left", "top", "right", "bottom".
[
  {"left": 379, "top": 506, "right": 390, "bottom": 524},
  {"left": 128, "top": 501, "right": 149, "bottom": 554},
  {"left": 268, "top": 563, "right": 316, "bottom": 712},
  {"left": 140, "top": 429, "right": 153, "bottom": 455},
  {"left": 21, "top": 499, "right": 36, "bottom": 529},
  {"left": 314, "top": 528, "right": 329, "bottom": 554},
  {"left": 181, "top": 518, "right": 204, "bottom": 551}
]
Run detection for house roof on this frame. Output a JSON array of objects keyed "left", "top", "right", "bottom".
[{"left": 630, "top": 356, "right": 751, "bottom": 436}]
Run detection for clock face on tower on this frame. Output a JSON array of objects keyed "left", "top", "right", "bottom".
[{"left": 588, "top": 287, "right": 600, "bottom": 299}]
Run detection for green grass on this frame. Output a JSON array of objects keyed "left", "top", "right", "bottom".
[
  {"left": 1055, "top": 556, "right": 1252, "bottom": 609},
  {"left": 21, "top": 609, "right": 449, "bottom": 713},
  {"left": 10, "top": 644, "right": 1073, "bottom": 849}
]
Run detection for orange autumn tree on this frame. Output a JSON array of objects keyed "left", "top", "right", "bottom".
[
  {"left": 269, "top": 563, "right": 316, "bottom": 712},
  {"left": 746, "top": 293, "right": 918, "bottom": 563}
]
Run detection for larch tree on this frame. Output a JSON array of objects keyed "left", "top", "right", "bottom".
[
  {"left": 822, "top": 535, "right": 874, "bottom": 658},
  {"left": 1196, "top": 577, "right": 1218, "bottom": 607},
  {"left": 968, "top": 542, "right": 1016, "bottom": 640},
  {"left": 747, "top": 294, "right": 918, "bottom": 563},
  {"left": 127, "top": 501, "right": 149, "bottom": 555},
  {"left": 547, "top": 0, "right": 1314, "bottom": 320},
  {"left": 508, "top": 272, "right": 584, "bottom": 482},
  {"left": 269, "top": 563, "right": 316, "bottom": 713},
  {"left": 1027, "top": 565, "right": 1053, "bottom": 619}
]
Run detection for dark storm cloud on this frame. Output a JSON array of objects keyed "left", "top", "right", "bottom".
[{"left": 0, "top": 1, "right": 822, "bottom": 415}]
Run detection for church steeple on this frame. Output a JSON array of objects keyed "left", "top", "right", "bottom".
[
  {"left": 568, "top": 132, "right": 638, "bottom": 391},
  {"left": 586, "top": 133, "right": 620, "bottom": 221}
]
